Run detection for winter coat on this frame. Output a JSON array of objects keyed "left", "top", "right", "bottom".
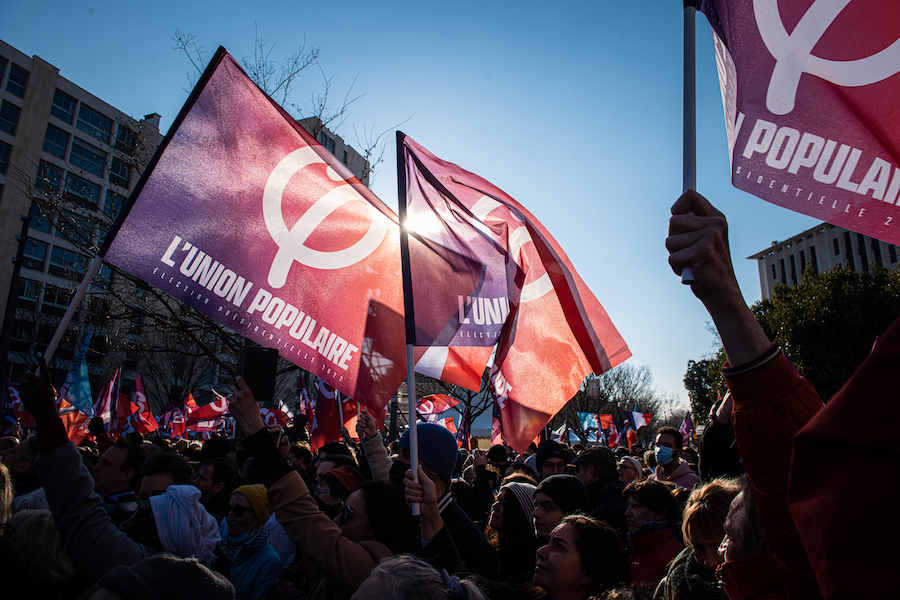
[
  {"left": 214, "top": 521, "right": 283, "bottom": 600},
  {"left": 627, "top": 527, "right": 683, "bottom": 587},
  {"left": 649, "top": 459, "right": 701, "bottom": 489}
]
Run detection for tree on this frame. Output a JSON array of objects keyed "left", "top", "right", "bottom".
[
  {"left": 682, "top": 349, "right": 727, "bottom": 426},
  {"left": 752, "top": 264, "right": 900, "bottom": 401}
]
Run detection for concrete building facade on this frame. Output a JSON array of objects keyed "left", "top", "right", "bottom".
[{"left": 749, "top": 222, "right": 900, "bottom": 299}]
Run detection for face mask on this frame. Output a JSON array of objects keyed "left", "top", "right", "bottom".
[
  {"left": 655, "top": 446, "right": 675, "bottom": 466},
  {"left": 389, "top": 460, "right": 409, "bottom": 487}
]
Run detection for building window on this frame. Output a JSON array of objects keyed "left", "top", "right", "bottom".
[
  {"left": 871, "top": 238, "right": 883, "bottom": 266},
  {"left": 18, "top": 279, "right": 40, "bottom": 311},
  {"left": 843, "top": 231, "right": 855, "bottom": 270},
  {"left": 0, "top": 101, "right": 20, "bottom": 135},
  {"left": 64, "top": 173, "right": 101, "bottom": 207},
  {"left": 54, "top": 211, "right": 94, "bottom": 246},
  {"left": 51, "top": 89, "right": 76, "bottom": 124},
  {"left": 0, "top": 140, "right": 9, "bottom": 173},
  {"left": 43, "top": 124, "right": 69, "bottom": 159},
  {"left": 832, "top": 237, "right": 840, "bottom": 257},
  {"left": 28, "top": 202, "right": 52, "bottom": 233},
  {"left": 36, "top": 161, "right": 63, "bottom": 192},
  {"left": 94, "top": 264, "right": 113, "bottom": 289},
  {"left": 109, "top": 157, "right": 131, "bottom": 188},
  {"left": 5, "top": 64, "right": 27, "bottom": 98},
  {"left": 810, "top": 246, "right": 819, "bottom": 274},
  {"left": 890, "top": 245, "right": 898, "bottom": 264},
  {"left": 10, "top": 319, "right": 34, "bottom": 353},
  {"left": 49, "top": 246, "right": 87, "bottom": 279},
  {"left": 343, "top": 150, "right": 348, "bottom": 164},
  {"left": 124, "top": 350, "right": 138, "bottom": 370},
  {"left": 0, "top": 57, "right": 6, "bottom": 80},
  {"left": 779, "top": 258, "right": 786, "bottom": 285},
  {"left": 70, "top": 139, "right": 107, "bottom": 177},
  {"left": 318, "top": 132, "right": 336, "bottom": 153},
  {"left": 42, "top": 285, "right": 74, "bottom": 317},
  {"left": 23, "top": 238, "right": 48, "bottom": 271},
  {"left": 76, "top": 104, "right": 113, "bottom": 143},
  {"left": 104, "top": 190, "right": 126, "bottom": 217},
  {"left": 115, "top": 125, "right": 135, "bottom": 153},
  {"left": 789, "top": 254, "right": 797, "bottom": 284}
]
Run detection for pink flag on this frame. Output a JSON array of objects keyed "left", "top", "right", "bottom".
[
  {"left": 401, "top": 136, "right": 630, "bottom": 452},
  {"left": 103, "top": 48, "right": 407, "bottom": 414},
  {"left": 698, "top": 1, "right": 900, "bottom": 244},
  {"left": 185, "top": 392, "right": 229, "bottom": 427},
  {"left": 679, "top": 413, "right": 695, "bottom": 445},
  {"left": 491, "top": 400, "right": 503, "bottom": 446},
  {"left": 260, "top": 407, "right": 292, "bottom": 429}
]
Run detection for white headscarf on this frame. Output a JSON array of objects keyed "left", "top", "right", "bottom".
[{"left": 150, "top": 484, "right": 220, "bottom": 565}]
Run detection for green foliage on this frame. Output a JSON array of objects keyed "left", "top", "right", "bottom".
[
  {"left": 751, "top": 264, "right": 900, "bottom": 401},
  {"left": 683, "top": 350, "right": 727, "bottom": 425}
]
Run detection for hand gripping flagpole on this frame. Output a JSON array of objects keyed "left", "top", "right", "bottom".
[
  {"left": 682, "top": 1, "right": 697, "bottom": 285},
  {"left": 396, "top": 131, "right": 420, "bottom": 517}
]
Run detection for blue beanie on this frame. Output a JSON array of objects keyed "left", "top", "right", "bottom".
[{"left": 399, "top": 423, "right": 458, "bottom": 483}]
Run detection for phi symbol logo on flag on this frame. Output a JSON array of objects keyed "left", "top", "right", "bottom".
[
  {"left": 263, "top": 147, "right": 389, "bottom": 288},
  {"left": 755, "top": 0, "right": 900, "bottom": 115}
]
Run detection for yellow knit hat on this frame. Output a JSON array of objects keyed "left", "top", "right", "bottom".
[{"left": 233, "top": 484, "right": 272, "bottom": 527}]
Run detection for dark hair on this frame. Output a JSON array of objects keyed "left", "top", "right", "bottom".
[
  {"left": 115, "top": 439, "right": 147, "bottom": 489},
  {"left": 321, "top": 454, "right": 358, "bottom": 470},
  {"left": 141, "top": 451, "right": 193, "bottom": 485},
  {"left": 357, "top": 481, "right": 414, "bottom": 554},
  {"left": 319, "top": 442, "right": 356, "bottom": 462},
  {"left": 655, "top": 426, "right": 682, "bottom": 449},
  {"left": 724, "top": 476, "right": 769, "bottom": 560},
  {"left": 561, "top": 514, "right": 631, "bottom": 595},
  {"left": 321, "top": 466, "right": 363, "bottom": 502},
  {"left": 289, "top": 444, "right": 313, "bottom": 463},
  {"left": 199, "top": 435, "right": 232, "bottom": 460},
  {"left": 199, "top": 457, "right": 236, "bottom": 492},
  {"left": 622, "top": 480, "right": 679, "bottom": 527}
]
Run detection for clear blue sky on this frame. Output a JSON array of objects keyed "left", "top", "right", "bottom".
[{"left": 2, "top": 0, "right": 819, "bottom": 415}]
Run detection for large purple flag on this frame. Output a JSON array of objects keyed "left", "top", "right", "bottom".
[{"left": 103, "top": 49, "right": 407, "bottom": 411}]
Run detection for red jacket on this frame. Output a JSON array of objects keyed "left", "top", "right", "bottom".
[
  {"left": 725, "top": 347, "right": 823, "bottom": 600},
  {"left": 628, "top": 527, "right": 683, "bottom": 587}
]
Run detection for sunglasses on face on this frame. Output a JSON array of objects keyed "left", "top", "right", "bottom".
[
  {"left": 229, "top": 505, "right": 253, "bottom": 519},
  {"left": 339, "top": 503, "right": 358, "bottom": 524}
]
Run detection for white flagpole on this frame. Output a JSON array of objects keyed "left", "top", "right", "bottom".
[{"left": 682, "top": 3, "right": 697, "bottom": 285}]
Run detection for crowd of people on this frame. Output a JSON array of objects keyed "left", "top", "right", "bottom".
[{"left": 0, "top": 191, "right": 890, "bottom": 599}]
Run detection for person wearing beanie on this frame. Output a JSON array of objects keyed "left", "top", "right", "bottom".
[
  {"left": 487, "top": 481, "right": 539, "bottom": 582},
  {"left": 571, "top": 447, "right": 628, "bottom": 542},
  {"left": 212, "top": 485, "right": 283, "bottom": 600},
  {"left": 91, "top": 554, "right": 234, "bottom": 600},
  {"left": 533, "top": 474, "right": 589, "bottom": 542},
  {"left": 535, "top": 440, "right": 571, "bottom": 480},
  {"left": 316, "top": 466, "right": 363, "bottom": 508},
  {"left": 400, "top": 423, "right": 498, "bottom": 579}
]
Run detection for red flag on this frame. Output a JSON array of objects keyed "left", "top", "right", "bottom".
[
  {"left": 260, "top": 407, "right": 292, "bottom": 429},
  {"left": 131, "top": 374, "right": 159, "bottom": 434},
  {"left": 491, "top": 400, "right": 503, "bottom": 446},
  {"left": 417, "top": 394, "right": 460, "bottom": 416},
  {"left": 440, "top": 416, "right": 458, "bottom": 435},
  {"left": 94, "top": 368, "right": 121, "bottom": 427},
  {"left": 698, "top": 1, "right": 900, "bottom": 244},
  {"left": 103, "top": 48, "right": 407, "bottom": 414},
  {"left": 599, "top": 414, "right": 615, "bottom": 430},
  {"left": 401, "top": 135, "right": 630, "bottom": 453},
  {"left": 309, "top": 379, "right": 340, "bottom": 451},
  {"left": 6, "top": 378, "right": 35, "bottom": 429},
  {"left": 58, "top": 397, "right": 91, "bottom": 445},
  {"left": 414, "top": 346, "right": 493, "bottom": 393},
  {"left": 608, "top": 426, "right": 619, "bottom": 449},
  {"left": 185, "top": 392, "right": 229, "bottom": 427},
  {"left": 165, "top": 406, "right": 187, "bottom": 438}
]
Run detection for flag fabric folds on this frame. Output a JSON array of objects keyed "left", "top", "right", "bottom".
[
  {"left": 679, "top": 412, "right": 695, "bottom": 444},
  {"left": 401, "top": 134, "right": 631, "bottom": 452},
  {"left": 309, "top": 378, "right": 340, "bottom": 451},
  {"left": 55, "top": 333, "right": 94, "bottom": 444},
  {"left": 185, "top": 392, "right": 230, "bottom": 428},
  {"left": 130, "top": 374, "right": 159, "bottom": 434},
  {"left": 698, "top": 1, "right": 900, "bottom": 245},
  {"left": 102, "top": 48, "right": 407, "bottom": 414},
  {"left": 627, "top": 411, "right": 653, "bottom": 430},
  {"left": 577, "top": 411, "right": 600, "bottom": 443},
  {"left": 417, "top": 394, "right": 460, "bottom": 416},
  {"left": 491, "top": 400, "right": 503, "bottom": 446}
]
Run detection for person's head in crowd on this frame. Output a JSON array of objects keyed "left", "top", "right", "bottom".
[
  {"left": 316, "top": 466, "right": 363, "bottom": 506},
  {"left": 126, "top": 485, "right": 220, "bottom": 563},
  {"left": 682, "top": 477, "right": 741, "bottom": 572},
  {"left": 399, "top": 423, "right": 459, "bottom": 495},
  {"left": 93, "top": 439, "right": 145, "bottom": 499},
  {"left": 572, "top": 443, "right": 586, "bottom": 454},
  {"left": 352, "top": 554, "right": 487, "bottom": 600},
  {"left": 0, "top": 463, "right": 11, "bottom": 531},
  {"left": 289, "top": 443, "right": 313, "bottom": 471},
  {"left": 461, "top": 465, "right": 476, "bottom": 486},
  {"left": 653, "top": 427, "right": 683, "bottom": 471},
  {"left": 2, "top": 436, "right": 38, "bottom": 479},
  {"left": 451, "top": 478, "right": 475, "bottom": 518},
  {"left": 199, "top": 435, "right": 232, "bottom": 461},
  {"left": 487, "top": 444, "right": 508, "bottom": 467},
  {"left": 127, "top": 431, "right": 144, "bottom": 445},
  {"left": 570, "top": 447, "right": 618, "bottom": 488},
  {"left": 719, "top": 477, "right": 769, "bottom": 563},
  {"left": 337, "top": 481, "right": 415, "bottom": 554},
  {"left": 681, "top": 447, "right": 698, "bottom": 466},
  {"left": 315, "top": 441, "right": 357, "bottom": 468},
  {"left": 0, "top": 435, "right": 19, "bottom": 457},
  {"left": 90, "top": 554, "right": 234, "bottom": 600},
  {"left": 489, "top": 481, "right": 537, "bottom": 541},
  {"left": 622, "top": 480, "right": 679, "bottom": 535},
  {"left": 534, "top": 514, "right": 631, "bottom": 599},
  {"left": 315, "top": 453, "right": 358, "bottom": 490},
  {"left": 226, "top": 484, "right": 272, "bottom": 538},
  {"left": 643, "top": 449, "right": 657, "bottom": 471},
  {"left": 139, "top": 451, "right": 194, "bottom": 500},
  {"left": 536, "top": 440, "right": 570, "bottom": 480},
  {"left": 533, "top": 474, "right": 589, "bottom": 541},
  {"left": 500, "top": 471, "right": 538, "bottom": 487},
  {"left": 3, "top": 509, "right": 76, "bottom": 588},
  {"left": 617, "top": 456, "right": 643, "bottom": 484},
  {"left": 78, "top": 446, "right": 100, "bottom": 471},
  {"left": 194, "top": 457, "right": 236, "bottom": 504},
  {"left": 503, "top": 461, "right": 538, "bottom": 481}
]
